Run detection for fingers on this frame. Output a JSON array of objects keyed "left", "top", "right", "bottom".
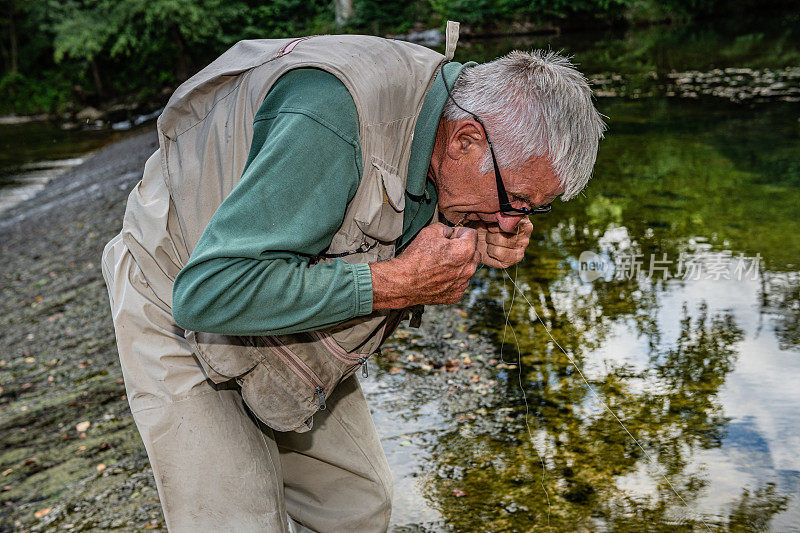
[
  {"left": 392, "top": 223, "right": 484, "bottom": 307},
  {"left": 485, "top": 243, "right": 525, "bottom": 266},
  {"left": 410, "top": 224, "right": 478, "bottom": 265},
  {"left": 426, "top": 222, "right": 454, "bottom": 238},
  {"left": 518, "top": 217, "right": 534, "bottom": 236},
  {"left": 485, "top": 229, "right": 530, "bottom": 249},
  {"left": 450, "top": 233, "right": 479, "bottom": 266},
  {"left": 480, "top": 219, "right": 531, "bottom": 268}
]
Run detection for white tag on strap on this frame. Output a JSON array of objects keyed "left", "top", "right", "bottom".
[{"left": 444, "top": 20, "right": 460, "bottom": 60}]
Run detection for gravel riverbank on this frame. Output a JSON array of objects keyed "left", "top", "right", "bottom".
[{"left": 0, "top": 130, "right": 165, "bottom": 531}]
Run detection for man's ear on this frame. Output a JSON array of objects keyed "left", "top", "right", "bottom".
[{"left": 446, "top": 120, "right": 484, "bottom": 161}]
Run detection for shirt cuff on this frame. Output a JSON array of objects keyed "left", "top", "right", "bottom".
[{"left": 352, "top": 263, "right": 374, "bottom": 315}]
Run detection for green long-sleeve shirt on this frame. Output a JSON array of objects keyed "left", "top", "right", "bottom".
[{"left": 172, "top": 62, "right": 466, "bottom": 336}]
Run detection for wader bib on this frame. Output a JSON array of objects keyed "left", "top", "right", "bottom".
[{"left": 117, "top": 24, "right": 460, "bottom": 432}]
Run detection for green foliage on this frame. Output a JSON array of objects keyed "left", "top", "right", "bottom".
[
  {"left": 52, "top": 0, "right": 250, "bottom": 80},
  {"left": 429, "top": 0, "right": 632, "bottom": 28},
  {"left": 0, "top": 0, "right": 342, "bottom": 114},
  {"left": 52, "top": 4, "right": 112, "bottom": 64},
  {"left": 0, "top": 0, "right": 786, "bottom": 115},
  {"left": 0, "top": 71, "right": 73, "bottom": 115},
  {"left": 244, "top": 0, "right": 334, "bottom": 39},
  {"left": 350, "top": 0, "right": 429, "bottom": 34}
]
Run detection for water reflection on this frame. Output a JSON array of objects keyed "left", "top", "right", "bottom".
[
  {"left": 761, "top": 272, "right": 800, "bottom": 351},
  {"left": 421, "top": 242, "right": 797, "bottom": 529},
  {"left": 373, "top": 90, "right": 800, "bottom": 530}
]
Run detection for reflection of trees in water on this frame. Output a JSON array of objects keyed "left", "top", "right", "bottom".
[
  {"left": 592, "top": 101, "right": 800, "bottom": 270},
  {"left": 651, "top": 303, "right": 739, "bottom": 451},
  {"left": 422, "top": 257, "right": 789, "bottom": 531},
  {"left": 417, "top": 92, "right": 799, "bottom": 528},
  {"left": 727, "top": 483, "right": 790, "bottom": 531},
  {"left": 759, "top": 271, "right": 800, "bottom": 351}
]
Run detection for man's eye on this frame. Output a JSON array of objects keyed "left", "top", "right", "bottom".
[{"left": 512, "top": 196, "right": 528, "bottom": 206}]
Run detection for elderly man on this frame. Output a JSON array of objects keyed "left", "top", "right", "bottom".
[{"left": 101, "top": 22, "right": 604, "bottom": 533}]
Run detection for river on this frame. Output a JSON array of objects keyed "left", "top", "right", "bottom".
[
  {"left": 375, "top": 13, "right": 800, "bottom": 531},
  {"left": 1, "top": 11, "right": 798, "bottom": 532}
]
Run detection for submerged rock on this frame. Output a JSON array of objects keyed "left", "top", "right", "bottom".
[{"left": 75, "top": 107, "right": 104, "bottom": 123}]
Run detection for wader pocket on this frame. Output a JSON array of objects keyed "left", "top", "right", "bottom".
[
  {"left": 236, "top": 331, "right": 377, "bottom": 433},
  {"left": 192, "top": 309, "right": 415, "bottom": 432}
]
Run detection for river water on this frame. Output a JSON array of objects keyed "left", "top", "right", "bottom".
[
  {"left": 370, "top": 14, "right": 800, "bottom": 531},
  {"left": 1, "top": 12, "right": 798, "bottom": 532},
  {"left": 368, "top": 95, "right": 800, "bottom": 530},
  {"left": 0, "top": 122, "right": 148, "bottom": 214}
]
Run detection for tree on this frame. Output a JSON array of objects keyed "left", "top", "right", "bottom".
[
  {"left": 52, "top": 0, "right": 249, "bottom": 98},
  {"left": 52, "top": 2, "right": 113, "bottom": 97},
  {"left": 2, "top": 0, "right": 56, "bottom": 76},
  {"left": 5, "top": 0, "right": 18, "bottom": 74},
  {"left": 335, "top": 0, "right": 353, "bottom": 27}
]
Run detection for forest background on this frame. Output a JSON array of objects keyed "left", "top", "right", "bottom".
[{"left": 0, "top": 0, "right": 789, "bottom": 117}]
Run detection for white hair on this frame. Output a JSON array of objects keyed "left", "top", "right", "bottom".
[{"left": 443, "top": 50, "right": 606, "bottom": 201}]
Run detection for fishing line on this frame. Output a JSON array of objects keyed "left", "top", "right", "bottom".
[
  {"left": 500, "top": 268, "right": 711, "bottom": 530},
  {"left": 499, "top": 263, "right": 517, "bottom": 365},
  {"left": 500, "top": 262, "right": 551, "bottom": 525}
]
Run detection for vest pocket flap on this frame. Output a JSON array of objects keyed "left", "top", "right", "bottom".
[
  {"left": 238, "top": 361, "right": 316, "bottom": 433},
  {"left": 187, "top": 330, "right": 259, "bottom": 379},
  {"left": 376, "top": 162, "right": 405, "bottom": 211},
  {"left": 353, "top": 160, "right": 405, "bottom": 242},
  {"left": 322, "top": 312, "right": 389, "bottom": 353}
]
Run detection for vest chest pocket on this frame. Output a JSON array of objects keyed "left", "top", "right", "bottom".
[{"left": 352, "top": 159, "right": 406, "bottom": 243}]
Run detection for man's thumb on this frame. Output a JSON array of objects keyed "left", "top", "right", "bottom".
[{"left": 427, "top": 222, "right": 453, "bottom": 238}]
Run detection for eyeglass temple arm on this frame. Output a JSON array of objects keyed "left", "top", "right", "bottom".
[
  {"left": 474, "top": 115, "right": 514, "bottom": 211},
  {"left": 487, "top": 141, "right": 515, "bottom": 211}
]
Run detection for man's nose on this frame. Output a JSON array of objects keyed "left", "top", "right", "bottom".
[{"left": 496, "top": 212, "right": 526, "bottom": 233}]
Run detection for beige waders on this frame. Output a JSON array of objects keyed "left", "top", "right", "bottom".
[{"left": 102, "top": 235, "right": 393, "bottom": 532}]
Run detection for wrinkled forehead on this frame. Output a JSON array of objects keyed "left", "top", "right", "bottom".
[{"left": 514, "top": 157, "right": 564, "bottom": 202}]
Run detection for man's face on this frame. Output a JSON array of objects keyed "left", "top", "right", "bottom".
[{"left": 433, "top": 119, "right": 564, "bottom": 233}]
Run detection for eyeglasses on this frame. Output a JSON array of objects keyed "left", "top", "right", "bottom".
[{"left": 440, "top": 65, "right": 552, "bottom": 216}]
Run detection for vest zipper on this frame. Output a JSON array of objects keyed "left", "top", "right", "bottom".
[
  {"left": 315, "top": 386, "right": 327, "bottom": 410},
  {"left": 263, "top": 337, "right": 326, "bottom": 408},
  {"left": 314, "top": 332, "right": 366, "bottom": 363},
  {"left": 314, "top": 332, "right": 373, "bottom": 378}
]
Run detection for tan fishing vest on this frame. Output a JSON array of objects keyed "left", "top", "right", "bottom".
[{"left": 119, "top": 23, "right": 461, "bottom": 432}]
